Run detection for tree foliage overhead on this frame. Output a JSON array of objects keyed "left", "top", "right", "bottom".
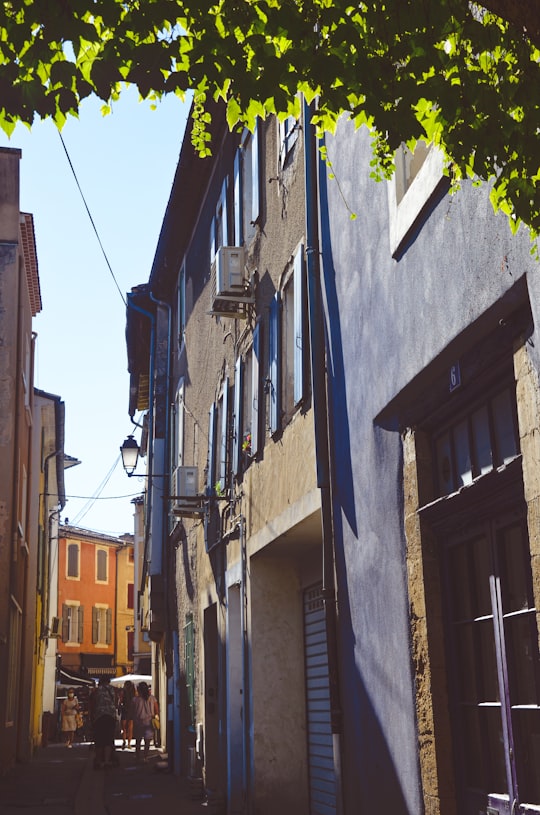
[{"left": 1, "top": 0, "right": 540, "bottom": 238}]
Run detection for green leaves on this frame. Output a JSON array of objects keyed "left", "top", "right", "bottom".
[{"left": 0, "top": 0, "right": 539, "bottom": 241}]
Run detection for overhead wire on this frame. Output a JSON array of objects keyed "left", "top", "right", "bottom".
[
  {"left": 70, "top": 454, "right": 123, "bottom": 526},
  {"left": 58, "top": 131, "right": 127, "bottom": 307}
]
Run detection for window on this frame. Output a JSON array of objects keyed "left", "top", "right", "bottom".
[
  {"left": 210, "top": 178, "right": 229, "bottom": 266},
  {"left": 96, "top": 548, "right": 108, "bottom": 583},
  {"left": 62, "top": 603, "right": 83, "bottom": 644},
  {"left": 387, "top": 141, "right": 445, "bottom": 256},
  {"left": 67, "top": 543, "right": 80, "bottom": 579},
  {"left": 92, "top": 605, "right": 112, "bottom": 645},
  {"left": 405, "top": 334, "right": 540, "bottom": 815},
  {"left": 177, "top": 263, "right": 186, "bottom": 347},
  {"left": 127, "top": 630, "right": 134, "bottom": 662},
  {"left": 184, "top": 613, "right": 195, "bottom": 729},
  {"left": 206, "top": 380, "right": 230, "bottom": 496},
  {"left": 268, "top": 245, "right": 307, "bottom": 434},
  {"left": 232, "top": 325, "right": 261, "bottom": 475},
  {"left": 171, "top": 381, "right": 185, "bottom": 475},
  {"left": 127, "top": 583, "right": 134, "bottom": 610},
  {"left": 434, "top": 387, "right": 519, "bottom": 497},
  {"left": 234, "top": 122, "right": 260, "bottom": 246},
  {"left": 22, "top": 332, "right": 31, "bottom": 409},
  {"left": 444, "top": 517, "right": 540, "bottom": 812},
  {"left": 278, "top": 115, "right": 300, "bottom": 169},
  {"left": 18, "top": 463, "right": 27, "bottom": 544}
]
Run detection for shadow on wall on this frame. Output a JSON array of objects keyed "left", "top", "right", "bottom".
[
  {"left": 332, "top": 498, "right": 416, "bottom": 814},
  {"left": 318, "top": 152, "right": 358, "bottom": 538}
]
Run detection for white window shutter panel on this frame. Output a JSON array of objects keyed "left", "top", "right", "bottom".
[
  {"left": 251, "top": 324, "right": 260, "bottom": 455},
  {"left": 220, "top": 378, "right": 229, "bottom": 486},
  {"left": 233, "top": 357, "right": 243, "bottom": 475},
  {"left": 206, "top": 403, "right": 216, "bottom": 494},
  {"left": 269, "top": 293, "right": 281, "bottom": 434},
  {"left": 293, "top": 246, "right": 305, "bottom": 405},
  {"left": 251, "top": 120, "right": 260, "bottom": 225},
  {"left": 234, "top": 150, "right": 243, "bottom": 246},
  {"left": 221, "top": 177, "right": 229, "bottom": 247}
]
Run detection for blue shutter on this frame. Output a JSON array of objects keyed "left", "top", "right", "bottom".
[
  {"left": 221, "top": 178, "right": 229, "bottom": 247},
  {"left": 220, "top": 378, "right": 229, "bottom": 488},
  {"left": 251, "top": 323, "right": 260, "bottom": 455},
  {"left": 251, "top": 120, "right": 260, "bottom": 225},
  {"left": 234, "top": 149, "right": 243, "bottom": 246},
  {"left": 206, "top": 403, "right": 216, "bottom": 494},
  {"left": 293, "top": 246, "right": 305, "bottom": 405},
  {"left": 269, "top": 293, "right": 281, "bottom": 434},
  {"left": 251, "top": 323, "right": 261, "bottom": 456},
  {"left": 210, "top": 217, "right": 216, "bottom": 265},
  {"left": 233, "top": 357, "right": 243, "bottom": 475}
]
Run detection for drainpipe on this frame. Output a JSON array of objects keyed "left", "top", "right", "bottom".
[
  {"left": 148, "top": 291, "right": 173, "bottom": 764},
  {"left": 239, "top": 516, "right": 252, "bottom": 813},
  {"left": 43, "top": 450, "right": 62, "bottom": 638},
  {"left": 127, "top": 292, "right": 156, "bottom": 582},
  {"left": 303, "top": 97, "right": 344, "bottom": 814}
]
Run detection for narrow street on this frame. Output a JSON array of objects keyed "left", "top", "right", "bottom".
[{"left": 0, "top": 741, "right": 207, "bottom": 815}]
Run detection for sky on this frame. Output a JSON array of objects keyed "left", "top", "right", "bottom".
[{"left": 0, "top": 87, "right": 191, "bottom": 537}]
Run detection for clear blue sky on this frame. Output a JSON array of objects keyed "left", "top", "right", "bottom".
[{"left": 0, "top": 87, "right": 191, "bottom": 537}]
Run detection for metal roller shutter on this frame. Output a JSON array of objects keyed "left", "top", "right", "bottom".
[{"left": 304, "top": 584, "right": 337, "bottom": 815}]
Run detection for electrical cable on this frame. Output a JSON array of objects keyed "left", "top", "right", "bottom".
[
  {"left": 70, "top": 455, "right": 123, "bottom": 525},
  {"left": 58, "top": 131, "right": 126, "bottom": 307}
]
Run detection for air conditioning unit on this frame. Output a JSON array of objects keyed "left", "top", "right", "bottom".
[
  {"left": 210, "top": 246, "right": 255, "bottom": 317},
  {"left": 171, "top": 466, "right": 204, "bottom": 517},
  {"left": 177, "top": 465, "right": 198, "bottom": 496}
]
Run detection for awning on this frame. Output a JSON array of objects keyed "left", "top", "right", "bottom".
[
  {"left": 110, "top": 674, "right": 152, "bottom": 688},
  {"left": 58, "top": 668, "right": 96, "bottom": 687}
]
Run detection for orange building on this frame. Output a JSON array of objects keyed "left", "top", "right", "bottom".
[{"left": 57, "top": 525, "right": 134, "bottom": 680}]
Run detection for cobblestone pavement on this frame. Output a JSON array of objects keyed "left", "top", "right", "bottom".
[{"left": 0, "top": 741, "right": 211, "bottom": 815}]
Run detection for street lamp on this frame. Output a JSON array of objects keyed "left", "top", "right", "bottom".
[{"left": 120, "top": 435, "right": 140, "bottom": 477}]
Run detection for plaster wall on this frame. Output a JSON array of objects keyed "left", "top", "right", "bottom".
[
  {"left": 168, "top": 113, "right": 318, "bottom": 806},
  {"left": 322, "top": 117, "right": 540, "bottom": 814},
  {"left": 249, "top": 555, "right": 308, "bottom": 815}
]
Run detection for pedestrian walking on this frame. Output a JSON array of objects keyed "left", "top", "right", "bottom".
[
  {"left": 119, "top": 679, "right": 136, "bottom": 749},
  {"left": 61, "top": 688, "right": 79, "bottom": 748},
  {"left": 129, "top": 681, "right": 159, "bottom": 763},
  {"left": 90, "top": 676, "right": 117, "bottom": 769}
]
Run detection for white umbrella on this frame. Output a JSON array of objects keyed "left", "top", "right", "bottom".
[{"left": 110, "top": 673, "right": 152, "bottom": 688}]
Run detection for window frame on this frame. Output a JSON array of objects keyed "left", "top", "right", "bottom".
[
  {"left": 66, "top": 542, "right": 80, "bottom": 580},
  {"left": 211, "top": 177, "right": 229, "bottom": 266},
  {"left": 62, "top": 602, "right": 83, "bottom": 645},
  {"left": 92, "top": 604, "right": 112, "bottom": 646},
  {"left": 95, "top": 547, "right": 109, "bottom": 583},
  {"left": 387, "top": 143, "right": 445, "bottom": 257},
  {"left": 234, "top": 122, "right": 260, "bottom": 246}
]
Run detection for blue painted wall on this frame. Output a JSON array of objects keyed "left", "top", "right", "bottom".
[{"left": 320, "top": 117, "right": 540, "bottom": 814}]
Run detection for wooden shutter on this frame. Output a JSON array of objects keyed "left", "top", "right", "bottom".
[
  {"left": 62, "top": 604, "right": 69, "bottom": 641},
  {"left": 234, "top": 149, "right": 243, "bottom": 246},
  {"left": 220, "top": 378, "right": 229, "bottom": 487},
  {"left": 293, "top": 246, "right": 305, "bottom": 405},
  {"left": 184, "top": 614, "right": 195, "bottom": 728},
  {"left": 210, "top": 217, "right": 216, "bottom": 265},
  {"left": 251, "top": 324, "right": 261, "bottom": 455},
  {"left": 269, "top": 292, "right": 281, "bottom": 434},
  {"left": 78, "top": 606, "right": 84, "bottom": 643},
  {"left": 251, "top": 120, "right": 260, "bottom": 225},
  {"left": 206, "top": 403, "right": 217, "bottom": 494},
  {"left": 221, "top": 178, "right": 229, "bottom": 247},
  {"left": 233, "top": 357, "right": 243, "bottom": 476},
  {"left": 92, "top": 607, "right": 98, "bottom": 644},
  {"left": 106, "top": 608, "right": 112, "bottom": 645}
]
